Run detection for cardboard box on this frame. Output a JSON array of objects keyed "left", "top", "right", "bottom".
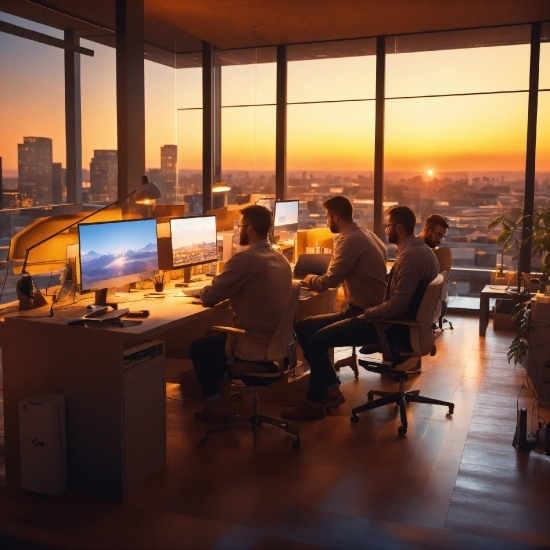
[{"left": 493, "top": 298, "right": 519, "bottom": 331}]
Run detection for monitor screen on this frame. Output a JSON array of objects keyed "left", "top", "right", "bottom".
[
  {"left": 170, "top": 215, "right": 218, "bottom": 270},
  {"left": 273, "top": 200, "right": 299, "bottom": 233},
  {"left": 78, "top": 218, "right": 159, "bottom": 293}
]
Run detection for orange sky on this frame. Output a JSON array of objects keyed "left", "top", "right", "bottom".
[{"left": 1, "top": 11, "right": 549, "bottom": 177}]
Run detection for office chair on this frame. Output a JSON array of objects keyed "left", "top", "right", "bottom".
[
  {"left": 433, "top": 247, "right": 453, "bottom": 330},
  {"left": 350, "top": 274, "right": 454, "bottom": 435},
  {"left": 198, "top": 283, "right": 302, "bottom": 449}
]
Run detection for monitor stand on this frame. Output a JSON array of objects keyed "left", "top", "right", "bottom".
[
  {"left": 93, "top": 287, "right": 125, "bottom": 308},
  {"left": 183, "top": 267, "right": 201, "bottom": 284}
]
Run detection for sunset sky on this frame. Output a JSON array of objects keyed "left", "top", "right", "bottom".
[{"left": 1, "top": 11, "right": 549, "bottom": 179}]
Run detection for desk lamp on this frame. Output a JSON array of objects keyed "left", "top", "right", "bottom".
[{"left": 17, "top": 176, "right": 161, "bottom": 310}]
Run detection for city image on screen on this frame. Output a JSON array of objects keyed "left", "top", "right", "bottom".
[
  {"left": 170, "top": 215, "right": 218, "bottom": 269},
  {"left": 78, "top": 218, "right": 159, "bottom": 291},
  {"left": 273, "top": 200, "right": 299, "bottom": 233}
]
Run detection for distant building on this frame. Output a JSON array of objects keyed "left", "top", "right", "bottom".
[
  {"left": 160, "top": 145, "right": 177, "bottom": 203},
  {"left": 18, "top": 137, "right": 53, "bottom": 206},
  {"left": 90, "top": 150, "right": 118, "bottom": 201},
  {"left": 52, "top": 162, "right": 65, "bottom": 204}
]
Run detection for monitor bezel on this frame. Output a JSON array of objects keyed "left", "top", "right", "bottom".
[
  {"left": 273, "top": 199, "right": 299, "bottom": 233},
  {"left": 78, "top": 218, "right": 159, "bottom": 294},
  {"left": 169, "top": 214, "right": 218, "bottom": 270}
]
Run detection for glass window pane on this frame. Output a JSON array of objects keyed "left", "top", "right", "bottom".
[
  {"left": 384, "top": 93, "right": 528, "bottom": 298},
  {"left": 387, "top": 44, "right": 530, "bottom": 98},
  {"left": 288, "top": 39, "right": 376, "bottom": 103},
  {"left": 221, "top": 105, "right": 275, "bottom": 202},
  {"left": 177, "top": 109, "right": 203, "bottom": 213},
  {"left": 536, "top": 91, "right": 550, "bottom": 209},
  {"left": 218, "top": 47, "right": 276, "bottom": 106},
  {"left": 287, "top": 102, "right": 375, "bottom": 229},
  {"left": 540, "top": 40, "right": 550, "bottom": 90},
  {"left": 145, "top": 58, "right": 178, "bottom": 203},
  {"left": 81, "top": 40, "right": 117, "bottom": 202},
  {"left": 176, "top": 64, "right": 202, "bottom": 110},
  {"left": 0, "top": 17, "right": 65, "bottom": 208}
]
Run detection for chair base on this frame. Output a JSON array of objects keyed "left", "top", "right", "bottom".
[
  {"left": 198, "top": 389, "right": 300, "bottom": 449},
  {"left": 350, "top": 377, "right": 454, "bottom": 435},
  {"left": 334, "top": 348, "right": 359, "bottom": 378}
]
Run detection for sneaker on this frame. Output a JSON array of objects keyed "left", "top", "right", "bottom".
[
  {"left": 194, "top": 400, "right": 236, "bottom": 423},
  {"left": 322, "top": 389, "right": 346, "bottom": 410},
  {"left": 280, "top": 401, "right": 326, "bottom": 421}
]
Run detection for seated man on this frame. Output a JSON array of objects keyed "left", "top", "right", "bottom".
[
  {"left": 295, "top": 196, "right": 387, "bottom": 409},
  {"left": 282, "top": 206, "right": 439, "bottom": 421},
  {"left": 419, "top": 213, "right": 451, "bottom": 323},
  {"left": 190, "top": 205, "right": 292, "bottom": 422},
  {"left": 418, "top": 214, "right": 449, "bottom": 250}
]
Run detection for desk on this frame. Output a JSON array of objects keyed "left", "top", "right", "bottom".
[
  {"left": 479, "top": 285, "right": 509, "bottom": 336},
  {"left": 2, "top": 287, "right": 335, "bottom": 501}
]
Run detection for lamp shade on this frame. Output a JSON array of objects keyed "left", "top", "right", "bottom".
[
  {"left": 134, "top": 176, "right": 162, "bottom": 204},
  {"left": 212, "top": 180, "right": 231, "bottom": 193}
]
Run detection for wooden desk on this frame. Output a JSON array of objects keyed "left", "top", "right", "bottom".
[{"left": 2, "top": 287, "right": 335, "bottom": 501}]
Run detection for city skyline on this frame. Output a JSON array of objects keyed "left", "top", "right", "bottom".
[{"left": 1, "top": 11, "right": 548, "bottom": 178}]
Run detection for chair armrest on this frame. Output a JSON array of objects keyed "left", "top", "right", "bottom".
[{"left": 211, "top": 326, "right": 246, "bottom": 334}]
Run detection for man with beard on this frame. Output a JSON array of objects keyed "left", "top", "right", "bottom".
[
  {"left": 281, "top": 205, "right": 438, "bottom": 421},
  {"left": 190, "top": 205, "right": 292, "bottom": 422},
  {"left": 294, "top": 196, "right": 387, "bottom": 410},
  {"left": 418, "top": 214, "right": 449, "bottom": 250}
]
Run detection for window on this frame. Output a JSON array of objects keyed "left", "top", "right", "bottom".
[{"left": 286, "top": 39, "right": 377, "bottom": 229}]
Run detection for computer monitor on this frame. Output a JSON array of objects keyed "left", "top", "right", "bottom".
[
  {"left": 273, "top": 200, "right": 299, "bottom": 239},
  {"left": 78, "top": 218, "right": 159, "bottom": 305},
  {"left": 170, "top": 215, "right": 218, "bottom": 281}
]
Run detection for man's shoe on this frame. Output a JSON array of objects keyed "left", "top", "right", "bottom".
[
  {"left": 322, "top": 389, "right": 345, "bottom": 410},
  {"left": 194, "top": 400, "right": 236, "bottom": 423},
  {"left": 281, "top": 401, "right": 326, "bottom": 421}
]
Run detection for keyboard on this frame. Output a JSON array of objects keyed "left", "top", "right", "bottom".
[{"left": 182, "top": 287, "right": 203, "bottom": 298}]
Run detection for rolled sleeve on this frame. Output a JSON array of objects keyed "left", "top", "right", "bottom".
[{"left": 308, "top": 238, "right": 350, "bottom": 291}]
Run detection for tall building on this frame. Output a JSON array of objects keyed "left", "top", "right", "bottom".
[
  {"left": 89, "top": 150, "right": 118, "bottom": 201},
  {"left": 52, "top": 162, "right": 64, "bottom": 204},
  {"left": 17, "top": 137, "right": 53, "bottom": 206},
  {"left": 160, "top": 144, "right": 177, "bottom": 203}
]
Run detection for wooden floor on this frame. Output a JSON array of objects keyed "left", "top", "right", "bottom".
[{"left": 1, "top": 314, "right": 550, "bottom": 550}]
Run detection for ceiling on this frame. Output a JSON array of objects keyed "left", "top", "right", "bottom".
[{"left": 1, "top": 0, "right": 549, "bottom": 60}]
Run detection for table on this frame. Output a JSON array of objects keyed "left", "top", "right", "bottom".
[
  {"left": 479, "top": 285, "right": 509, "bottom": 336},
  {"left": 1, "top": 286, "right": 336, "bottom": 501}
]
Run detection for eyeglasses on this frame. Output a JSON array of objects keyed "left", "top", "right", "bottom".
[
  {"left": 384, "top": 222, "right": 399, "bottom": 231},
  {"left": 237, "top": 224, "right": 250, "bottom": 229},
  {"left": 429, "top": 227, "right": 446, "bottom": 240}
]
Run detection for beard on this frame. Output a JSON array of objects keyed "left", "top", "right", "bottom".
[
  {"left": 329, "top": 220, "right": 338, "bottom": 233},
  {"left": 388, "top": 231, "right": 398, "bottom": 244},
  {"left": 239, "top": 231, "right": 249, "bottom": 246}
]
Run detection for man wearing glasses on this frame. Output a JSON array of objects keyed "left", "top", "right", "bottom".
[
  {"left": 190, "top": 205, "right": 292, "bottom": 423},
  {"left": 281, "top": 205, "right": 438, "bottom": 421},
  {"left": 419, "top": 214, "right": 449, "bottom": 249}
]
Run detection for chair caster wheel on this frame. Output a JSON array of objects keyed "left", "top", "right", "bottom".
[
  {"left": 198, "top": 437, "right": 208, "bottom": 448},
  {"left": 350, "top": 415, "right": 359, "bottom": 423},
  {"left": 292, "top": 439, "right": 300, "bottom": 449},
  {"left": 398, "top": 426, "right": 407, "bottom": 435}
]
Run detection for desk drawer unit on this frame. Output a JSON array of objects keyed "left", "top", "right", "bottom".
[{"left": 123, "top": 341, "right": 166, "bottom": 494}]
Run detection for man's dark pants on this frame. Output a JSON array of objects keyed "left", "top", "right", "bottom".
[
  {"left": 189, "top": 332, "right": 277, "bottom": 401},
  {"left": 295, "top": 306, "right": 375, "bottom": 403}
]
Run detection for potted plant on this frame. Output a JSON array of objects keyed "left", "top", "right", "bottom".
[{"left": 488, "top": 205, "right": 550, "bottom": 365}]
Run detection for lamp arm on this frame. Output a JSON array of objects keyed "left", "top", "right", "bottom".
[{"left": 22, "top": 191, "right": 135, "bottom": 273}]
